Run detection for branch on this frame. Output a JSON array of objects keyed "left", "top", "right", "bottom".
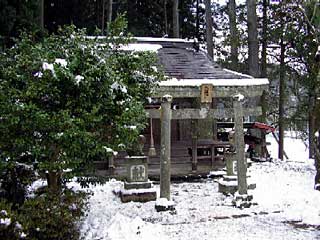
[{"left": 296, "top": 3, "right": 319, "bottom": 43}]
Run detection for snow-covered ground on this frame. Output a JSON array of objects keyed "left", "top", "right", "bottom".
[{"left": 78, "top": 133, "right": 320, "bottom": 240}]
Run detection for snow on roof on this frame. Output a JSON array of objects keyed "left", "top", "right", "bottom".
[
  {"left": 158, "top": 78, "right": 269, "bottom": 87},
  {"left": 120, "top": 43, "right": 162, "bottom": 52},
  {"left": 134, "top": 37, "right": 193, "bottom": 43},
  {"left": 223, "top": 68, "right": 253, "bottom": 79}
]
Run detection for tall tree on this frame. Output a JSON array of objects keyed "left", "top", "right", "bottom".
[
  {"left": 164, "top": 0, "right": 168, "bottom": 35},
  {"left": 196, "top": 0, "right": 200, "bottom": 39},
  {"left": 39, "top": 0, "right": 44, "bottom": 31},
  {"left": 246, "top": 0, "right": 259, "bottom": 77},
  {"left": 228, "top": 0, "right": 238, "bottom": 70},
  {"left": 172, "top": 0, "right": 179, "bottom": 37},
  {"left": 278, "top": 32, "right": 286, "bottom": 160},
  {"left": 107, "top": 0, "right": 113, "bottom": 25},
  {"left": 205, "top": 0, "right": 214, "bottom": 59},
  {"left": 102, "top": 0, "right": 106, "bottom": 33},
  {"left": 261, "top": 0, "right": 268, "bottom": 78}
]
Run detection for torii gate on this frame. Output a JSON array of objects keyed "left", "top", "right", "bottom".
[{"left": 146, "top": 81, "right": 268, "bottom": 171}]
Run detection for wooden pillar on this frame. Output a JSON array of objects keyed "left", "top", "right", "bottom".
[
  {"left": 160, "top": 95, "right": 172, "bottom": 200},
  {"left": 233, "top": 95, "right": 248, "bottom": 195},
  {"left": 148, "top": 118, "right": 156, "bottom": 156},
  {"left": 191, "top": 120, "right": 198, "bottom": 171}
]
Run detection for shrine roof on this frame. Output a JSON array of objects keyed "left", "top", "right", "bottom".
[{"left": 134, "top": 37, "right": 269, "bottom": 87}]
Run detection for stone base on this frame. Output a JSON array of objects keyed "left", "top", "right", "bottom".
[
  {"left": 218, "top": 175, "right": 256, "bottom": 195},
  {"left": 232, "top": 193, "right": 255, "bottom": 209},
  {"left": 124, "top": 181, "right": 152, "bottom": 190},
  {"left": 155, "top": 198, "right": 175, "bottom": 212},
  {"left": 114, "top": 180, "right": 157, "bottom": 203},
  {"left": 120, "top": 190, "right": 157, "bottom": 203}
]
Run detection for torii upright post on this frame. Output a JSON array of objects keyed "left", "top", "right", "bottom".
[
  {"left": 233, "top": 95, "right": 248, "bottom": 195},
  {"left": 160, "top": 95, "right": 172, "bottom": 200}
]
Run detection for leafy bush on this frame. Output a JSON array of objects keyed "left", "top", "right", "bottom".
[
  {"left": 0, "top": 189, "right": 88, "bottom": 240},
  {"left": 0, "top": 162, "right": 35, "bottom": 207},
  {"left": 0, "top": 200, "right": 25, "bottom": 240}
]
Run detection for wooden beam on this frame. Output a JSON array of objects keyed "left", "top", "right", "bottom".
[
  {"left": 151, "top": 85, "right": 268, "bottom": 98},
  {"left": 146, "top": 107, "right": 262, "bottom": 119}
]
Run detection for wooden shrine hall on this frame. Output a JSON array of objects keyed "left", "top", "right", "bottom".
[{"left": 106, "top": 38, "right": 269, "bottom": 179}]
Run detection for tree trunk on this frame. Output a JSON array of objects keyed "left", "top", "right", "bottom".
[
  {"left": 205, "top": 0, "right": 214, "bottom": 60},
  {"left": 246, "top": 0, "right": 259, "bottom": 77},
  {"left": 258, "top": 0, "right": 268, "bottom": 157},
  {"left": 278, "top": 39, "right": 286, "bottom": 160},
  {"left": 309, "top": 94, "right": 316, "bottom": 158},
  {"left": 39, "top": 0, "right": 44, "bottom": 31},
  {"left": 107, "top": 0, "right": 113, "bottom": 28},
  {"left": 172, "top": 0, "right": 179, "bottom": 38},
  {"left": 314, "top": 135, "right": 320, "bottom": 190},
  {"left": 196, "top": 0, "right": 200, "bottom": 40},
  {"left": 46, "top": 171, "right": 61, "bottom": 192},
  {"left": 261, "top": 0, "right": 268, "bottom": 78},
  {"left": 164, "top": 0, "right": 168, "bottom": 35},
  {"left": 228, "top": 0, "right": 238, "bottom": 69},
  {"left": 46, "top": 144, "right": 62, "bottom": 192},
  {"left": 102, "top": 0, "right": 106, "bottom": 34}
]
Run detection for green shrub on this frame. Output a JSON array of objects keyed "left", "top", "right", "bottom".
[
  {"left": 0, "top": 188, "right": 88, "bottom": 240},
  {"left": 18, "top": 189, "right": 88, "bottom": 240},
  {"left": 0, "top": 200, "right": 25, "bottom": 240}
]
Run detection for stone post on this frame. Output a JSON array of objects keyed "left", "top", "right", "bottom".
[
  {"left": 160, "top": 95, "right": 172, "bottom": 200},
  {"left": 233, "top": 95, "right": 248, "bottom": 195}
]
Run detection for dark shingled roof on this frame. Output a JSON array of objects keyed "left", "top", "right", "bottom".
[{"left": 135, "top": 38, "right": 252, "bottom": 80}]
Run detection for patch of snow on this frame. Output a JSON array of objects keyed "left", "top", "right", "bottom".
[
  {"left": 0, "top": 218, "right": 11, "bottom": 226},
  {"left": 20, "top": 232, "right": 27, "bottom": 238},
  {"left": 54, "top": 58, "right": 67, "bottom": 67},
  {"left": 233, "top": 93, "right": 245, "bottom": 101},
  {"left": 42, "top": 62, "right": 54, "bottom": 72},
  {"left": 42, "top": 62, "right": 56, "bottom": 77},
  {"left": 0, "top": 210, "right": 7, "bottom": 216},
  {"left": 155, "top": 198, "right": 175, "bottom": 207},
  {"left": 111, "top": 82, "right": 128, "bottom": 94},
  {"left": 75, "top": 75, "right": 84, "bottom": 85},
  {"left": 107, "top": 213, "right": 167, "bottom": 240},
  {"left": 34, "top": 71, "right": 43, "bottom": 78},
  {"left": 27, "top": 179, "right": 47, "bottom": 197},
  {"left": 56, "top": 132, "right": 64, "bottom": 138},
  {"left": 124, "top": 125, "right": 137, "bottom": 130},
  {"left": 103, "top": 146, "right": 114, "bottom": 153},
  {"left": 217, "top": 179, "right": 238, "bottom": 187},
  {"left": 15, "top": 222, "right": 22, "bottom": 230}
]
